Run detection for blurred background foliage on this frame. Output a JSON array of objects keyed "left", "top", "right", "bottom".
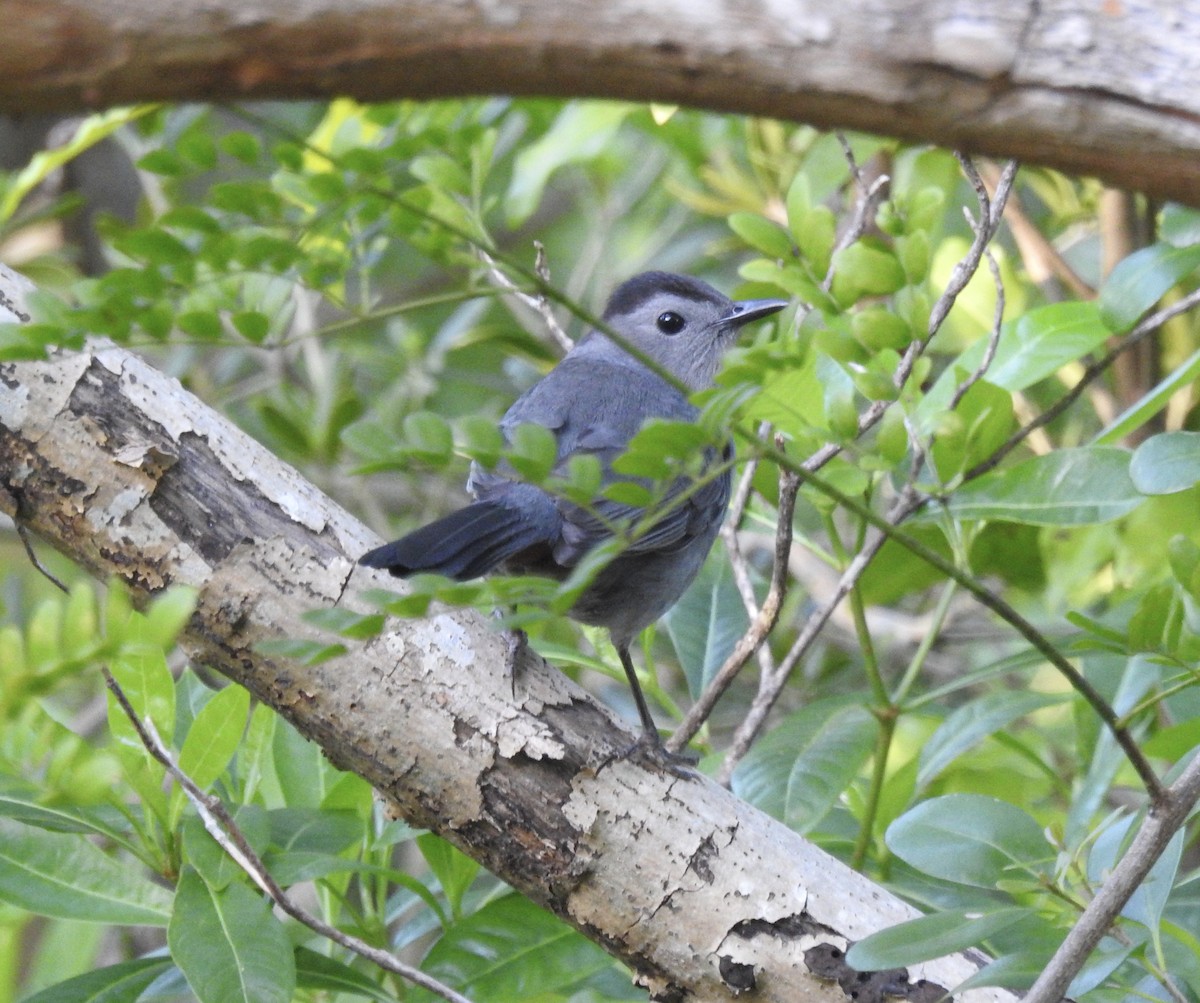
[{"left": 2, "top": 97, "right": 1200, "bottom": 1002}]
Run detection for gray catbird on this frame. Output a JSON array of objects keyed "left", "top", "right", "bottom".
[{"left": 360, "top": 271, "right": 786, "bottom": 755}]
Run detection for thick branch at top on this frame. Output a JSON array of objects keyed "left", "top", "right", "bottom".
[{"left": 3, "top": 0, "right": 1200, "bottom": 205}]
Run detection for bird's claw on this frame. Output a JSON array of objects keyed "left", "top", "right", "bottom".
[{"left": 621, "top": 730, "right": 700, "bottom": 779}]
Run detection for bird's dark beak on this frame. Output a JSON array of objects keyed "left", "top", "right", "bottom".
[{"left": 724, "top": 298, "right": 789, "bottom": 328}]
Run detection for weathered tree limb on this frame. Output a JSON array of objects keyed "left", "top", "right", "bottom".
[
  {"left": 3, "top": 0, "right": 1200, "bottom": 206},
  {"left": 0, "top": 266, "right": 1011, "bottom": 1001}
]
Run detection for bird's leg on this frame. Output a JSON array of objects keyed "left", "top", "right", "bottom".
[
  {"left": 503, "top": 627, "right": 528, "bottom": 699},
  {"left": 492, "top": 607, "right": 527, "bottom": 699},
  {"left": 616, "top": 643, "right": 660, "bottom": 737},
  {"left": 616, "top": 644, "right": 698, "bottom": 777}
]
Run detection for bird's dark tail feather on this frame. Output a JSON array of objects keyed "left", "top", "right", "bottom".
[{"left": 359, "top": 500, "right": 547, "bottom": 580}]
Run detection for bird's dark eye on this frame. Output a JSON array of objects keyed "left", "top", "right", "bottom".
[{"left": 656, "top": 311, "right": 686, "bottom": 334}]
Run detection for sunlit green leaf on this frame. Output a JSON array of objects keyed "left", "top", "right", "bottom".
[{"left": 941, "top": 447, "right": 1141, "bottom": 525}]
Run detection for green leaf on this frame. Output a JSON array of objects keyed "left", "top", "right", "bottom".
[
  {"left": 107, "top": 634, "right": 176, "bottom": 749},
  {"left": 302, "top": 606, "right": 388, "bottom": 639},
  {"left": 0, "top": 788, "right": 130, "bottom": 842},
  {"left": 1129, "top": 431, "right": 1200, "bottom": 495},
  {"left": 930, "top": 378, "right": 1014, "bottom": 482},
  {"left": 830, "top": 242, "right": 906, "bottom": 305},
  {"left": 507, "top": 422, "right": 558, "bottom": 483},
  {"left": 886, "top": 794, "right": 1050, "bottom": 887},
  {"left": 729, "top": 212, "right": 794, "bottom": 258},
  {"left": 0, "top": 818, "right": 172, "bottom": 924},
  {"left": 220, "top": 131, "right": 263, "bottom": 164},
  {"left": 1, "top": 105, "right": 159, "bottom": 222},
  {"left": 1100, "top": 242, "right": 1200, "bottom": 331},
  {"left": 552, "top": 453, "right": 603, "bottom": 505},
  {"left": 506, "top": 103, "right": 633, "bottom": 226},
  {"left": 942, "top": 446, "right": 1142, "bottom": 525},
  {"left": 142, "top": 585, "right": 199, "bottom": 649},
  {"left": 846, "top": 907, "right": 1028, "bottom": 970},
  {"left": 1095, "top": 346, "right": 1200, "bottom": 444},
  {"left": 17, "top": 957, "right": 173, "bottom": 1003},
  {"left": 114, "top": 229, "right": 193, "bottom": 269},
  {"left": 402, "top": 410, "right": 454, "bottom": 464},
  {"left": 169, "top": 868, "right": 295, "bottom": 1003},
  {"left": 182, "top": 807, "right": 270, "bottom": 891},
  {"left": 232, "top": 310, "right": 270, "bottom": 344},
  {"left": 1124, "top": 828, "right": 1183, "bottom": 930},
  {"left": 663, "top": 551, "right": 749, "bottom": 696},
  {"left": 178, "top": 685, "right": 250, "bottom": 792},
  {"left": 415, "top": 892, "right": 613, "bottom": 1002},
  {"left": 850, "top": 308, "right": 912, "bottom": 352},
  {"left": 919, "top": 302, "right": 1109, "bottom": 425},
  {"left": 1161, "top": 202, "right": 1200, "bottom": 247},
  {"left": 294, "top": 947, "right": 397, "bottom": 1003},
  {"left": 784, "top": 172, "right": 812, "bottom": 234},
  {"left": 457, "top": 414, "right": 505, "bottom": 467},
  {"left": 178, "top": 310, "right": 223, "bottom": 340},
  {"left": 268, "top": 807, "right": 364, "bottom": 855},
  {"left": 733, "top": 700, "right": 878, "bottom": 834},
  {"left": 917, "top": 691, "right": 1065, "bottom": 790},
  {"left": 418, "top": 833, "right": 479, "bottom": 917},
  {"left": 254, "top": 636, "right": 348, "bottom": 666}
]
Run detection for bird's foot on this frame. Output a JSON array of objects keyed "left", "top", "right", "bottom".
[{"left": 620, "top": 730, "right": 700, "bottom": 779}]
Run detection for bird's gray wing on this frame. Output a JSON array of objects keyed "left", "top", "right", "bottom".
[{"left": 473, "top": 356, "right": 731, "bottom": 568}]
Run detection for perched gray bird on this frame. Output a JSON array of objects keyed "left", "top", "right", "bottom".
[{"left": 360, "top": 271, "right": 786, "bottom": 757}]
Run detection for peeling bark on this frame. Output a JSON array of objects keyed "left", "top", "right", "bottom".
[
  {"left": 0, "top": 265, "right": 1015, "bottom": 999},
  {"left": 1, "top": 0, "right": 1199, "bottom": 205}
]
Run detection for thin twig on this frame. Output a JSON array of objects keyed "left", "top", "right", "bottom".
[
  {"left": 947, "top": 249, "right": 1005, "bottom": 412},
  {"left": 978, "top": 163, "right": 1094, "bottom": 300},
  {"left": 720, "top": 491, "right": 918, "bottom": 777},
  {"left": 822, "top": 135, "right": 890, "bottom": 292},
  {"left": 925, "top": 157, "right": 1018, "bottom": 338},
  {"left": 17, "top": 523, "right": 69, "bottom": 593},
  {"left": 478, "top": 242, "right": 572, "bottom": 354},
  {"left": 668, "top": 459, "right": 800, "bottom": 754},
  {"left": 720, "top": 423, "right": 778, "bottom": 665},
  {"left": 1024, "top": 752, "right": 1200, "bottom": 1003},
  {"left": 99, "top": 668, "right": 476, "bottom": 1003},
  {"left": 737, "top": 441, "right": 1166, "bottom": 798}
]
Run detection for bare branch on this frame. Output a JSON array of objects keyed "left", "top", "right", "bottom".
[
  {"left": 17, "top": 523, "right": 70, "bottom": 594},
  {"left": 478, "top": 244, "right": 572, "bottom": 354},
  {"left": 926, "top": 158, "right": 1018, "bottom": 338},
  {"left": 947, "top": 249, "right": 1005, "bottom": 412},
  {"left": 668, "top": 458, "right": 800, "bottom": 754},
  {"left": 1025, "top": 752, "right": 1200, "bottom": 1003},
  {"left": 100, "top": 666, "right": 477, "bottom": 1003},
  {"left": 719, "top": 495, "right": 909, "bottom": 776},
  {"left": 979, "top": 163, "right": 1094, "bottom": 300},
  {"left": 823, "top": 136, "right": 890, "bottom": 292},
  {"left": 720, "top": 423, "right": 778, "bottom": 671}
]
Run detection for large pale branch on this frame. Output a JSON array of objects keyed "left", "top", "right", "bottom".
[
  {"left": 0, "top": 266, "right": 1012, "bottom": 1001},
  {"left": 3, "top": 0, "right": 1200, "bottom": 206}
]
